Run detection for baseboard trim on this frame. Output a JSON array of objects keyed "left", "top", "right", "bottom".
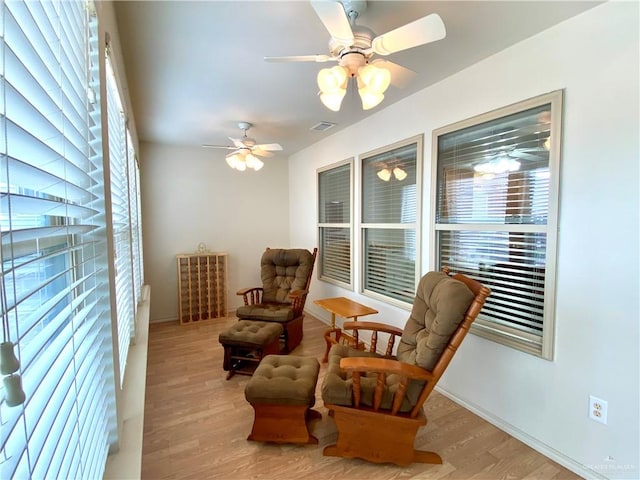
[{"left": 435, "top": 386, "right": 605, "bottom": 480}]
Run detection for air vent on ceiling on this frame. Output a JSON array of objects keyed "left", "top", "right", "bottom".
[{"left": 310, "top": 121, "right": 336, "bottom": 132}]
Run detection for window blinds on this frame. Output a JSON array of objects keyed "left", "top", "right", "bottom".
[
  {"left": 127, "top": 131, "right": 143, "bottom": 321},
  {"left": 106, "top": 54, "right": 134, "bottom": 386},
  {"left": 435, "top": 101, "right": 556, "bottom": 349},
  {"left": 1, "top": 1, "right": 116, "bottom": 479},
  {"left": 318, "top": 162, "right": 351, "bottom": 286},
  {"left": 361, "top": 142, "right": 418, "bottom": 304}
]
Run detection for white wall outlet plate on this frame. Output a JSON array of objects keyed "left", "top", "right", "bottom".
[{"left": 589, "top": 395, "right": 608, "bottom": 425}]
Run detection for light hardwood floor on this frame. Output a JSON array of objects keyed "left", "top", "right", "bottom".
[{"left": 142, "top": 315, "right": 580, "bottom": 480}]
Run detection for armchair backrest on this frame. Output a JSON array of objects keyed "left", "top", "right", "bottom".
[{"left": 260, "top": 248, "right": 316, "bottom": 305}]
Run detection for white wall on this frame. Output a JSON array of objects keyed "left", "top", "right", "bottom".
[
  {"left": 289, "top": 2, "right": 639, "bottom": 478},
  {"left": 140, "top": 142, "right": 290, "bottom": 321}
]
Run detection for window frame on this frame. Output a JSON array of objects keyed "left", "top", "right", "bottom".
[
  {"left": 360, "top": 135, "right": 423, "bottom": 309},
  {"left": 431, "top": 90, "right": 563, "bottom": 359},
  {"left": 317, "top": 158, "right": 354, "bottom": 289}
]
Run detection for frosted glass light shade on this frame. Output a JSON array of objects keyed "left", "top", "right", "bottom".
[
  {"left": 320, "top": 90, "right": 346, "bottom": 111},
  {"left": 359, "top": 89, "right": 385, "bottom": 110},
  {"left": 357, "top": 64, "right": 390, "bottom": 110},
  {"left": 393, "top": 167, "right": 407, "bottom": 181},
  {"left": 245, "top": 154, "right": 264, "bottom": 171},
  {"left": 358, "top": 64, "right": 391, "bottom": 94},
  {"left": 377, "top": 168, "right": 392, "bottom": 181},
  {"left": 318, "top": 65, "right": 349, "bottom": 111},
  {"left": 317, "top": 65, "right": 348, "bottom": 92}
]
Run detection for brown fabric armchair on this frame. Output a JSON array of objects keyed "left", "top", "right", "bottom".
[
  {"left": 321, "top": 268, "right": 490, "bottom": 466},
  {"left": 236, "top": 247, "right": 317, "bottom": 353}
]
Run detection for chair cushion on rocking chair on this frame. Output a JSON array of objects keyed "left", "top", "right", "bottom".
[
  {"left": 397, "top": 271, "right": 474, "bottom": 371},
  {"left": 321, "top": 343, "right": 421, "bottom": 413},
  {"left": 261, "top": 249, "right": 315, "bottom": 304},
  {"left": 235, "top": 303, "right": 294, "bottom": 323}
]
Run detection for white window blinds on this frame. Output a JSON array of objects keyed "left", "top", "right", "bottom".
[
  {"left": 318, "top": 161, "right": 352, "bottom": 287},
  {"left": 361, "top": 139, "right": 420, "bottom": 305},
  {"left": 0, "top": 1, "right": 117, "bottom": 478},
  {"left": 106, "top": 54, "right": 134, "bottom": 386},
  {"left": 434, "top": 91, "right": 562, "bottom": 358},
  {"left": 127, "top": 131, "right": 143, "bottom": 319}
]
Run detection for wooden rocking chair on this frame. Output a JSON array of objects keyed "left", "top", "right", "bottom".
[
  {"left": 236, "top": 247, "right": 317, "bottom": 353},
  {"left": 321, "top": 268, "right": 490, "bottom": 466}
]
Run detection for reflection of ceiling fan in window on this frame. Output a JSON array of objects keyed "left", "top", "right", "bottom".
[{"left": 475, "top": 127, "right": 550, "bottom": 174}]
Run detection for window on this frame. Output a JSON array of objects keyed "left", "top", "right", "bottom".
[
  {"left": 317, "top": 160, "right": 352, "bottom": 288},
  {"left": 433, "top": 91, "right": 562, "bottom": 359},
  {"left": 0, "top": 0, "right": 117, "bottom": 477},
  {"left": 0, "top": 1, "right": 144, "bottom": 478},
  {"left": 106, "top": 52, "right": 143, "bottom": 385},
  {"left": 361, "top": 136, "right": 422, "bottom": 306}
]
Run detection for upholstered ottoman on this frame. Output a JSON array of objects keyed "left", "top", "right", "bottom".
[
  {"left": 244, "top": 355, "right": 321, "bottom": 444},
  {"left": 219, "top": 320, "right": 283, "bottom": 380}
]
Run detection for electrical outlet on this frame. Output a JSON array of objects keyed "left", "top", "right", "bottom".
[{"left": 589, "top": 395, "right": 608, "bottom": 424}]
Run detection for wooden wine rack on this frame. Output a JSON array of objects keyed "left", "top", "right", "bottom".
[{"left": 177, "top": 252, "right": 228, "bottom": 324}]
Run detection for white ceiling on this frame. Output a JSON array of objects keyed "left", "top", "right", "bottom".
[{"left": 113, "top": 1, "right": 600, "bottom": 156}]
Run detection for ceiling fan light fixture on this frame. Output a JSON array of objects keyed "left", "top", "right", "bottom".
[
  {"left": 245, "top": 153, "right": 264, "bottom": 171},
  {"left": 318, "top": 65, "right": 349, "bottom": 111},
  {"left": 226, "top": 152, "right": 247, "bottom": 171},
  {"left": 320, "top": 90, "right": 347, "bottom": 111},
  {"left": 357, "top": 63, "right": 390, "bottom": 110},
  {"left": 377, "top": 168, "right": 392, "bottom": 181},
  {"left": 317, "top": 65, "right": 349, "bottom": 92},
  {"left": 393, "top": 166, "right": 407, "bottom": 181},
  {"left": 474, "top": 157, "right": 521, "bottom": 174},
  {"left": 358, "top": 64, "right": 391, "bottom": 93},
  {"left": 359, "top": 89, "right": 384, "bottom": 110}
]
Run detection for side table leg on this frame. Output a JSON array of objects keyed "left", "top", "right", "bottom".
[{"left": 322, "top": 328, "right": 342, "bottom": 363}]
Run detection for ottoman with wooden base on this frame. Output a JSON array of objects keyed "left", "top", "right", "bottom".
[
  {"left": 219, "top": 320, "right": 283, "bottom": 380},
  {"left": 244, "top": 354, "right": 321, "bottom": 444}
]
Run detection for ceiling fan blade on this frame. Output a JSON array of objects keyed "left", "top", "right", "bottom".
[
  {"left": 311, "top": 1, "right": 354, "bottom": 48},
  {"left": 371, "top": 13, "right": 446, "bottom": 56},
  {"left": 264, "top": 54, "right": 336, "bottom": 63},
  {"left": 509, "top": 151, "right": 544, "bottom": 161},
  {"left": 229, "top": 137, "right": 245, "bottom": 148},
  {"left": 253, "top": 143, "right": 282, "bottom": 151},
  {"left": 371, "top": 59, "right": 416, "bottom": 89},
  {"left": 251, "top": 148, "right": 274, "bottom": 158},
  {"left": 202, "top": 144, "right": 235, "bottom": 150}
]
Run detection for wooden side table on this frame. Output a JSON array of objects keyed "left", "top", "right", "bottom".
[{"left": 314, "top": 297, "right": 378, "bottom": 363}]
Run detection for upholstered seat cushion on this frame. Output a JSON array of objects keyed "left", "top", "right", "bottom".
[
  {"left": 218, "top": 320, "right": 283, "bottom": 347},
  {"left": 321, "top": 271, "right": 474, "bottom": 412},
  {"left": 245, "top": 355, "right": 320, "bottom": 407},
  {"left": 235, "top": 303, "right": 294, "bottom": 323}
]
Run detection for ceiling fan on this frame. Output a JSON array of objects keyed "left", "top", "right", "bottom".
[
  {"left": 475, "top": 142, "right": 549, "bottom": 175},
  {"left": 265, "top": 0, "right": 446, "bottom": 111},
  {"left": 202, "top": 122, "right": 283, "bottom": 171}
]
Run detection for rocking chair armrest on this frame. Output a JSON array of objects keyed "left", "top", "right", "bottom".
[
  {"left": 339, "top": 357, "right": 435, "bottom": 383},
  {"left": 236, "top": 286, "right": 263, "bottom": 296},
  {"left": 343, "top": 321, "right": 404, "bottom": 338},
  {"left": 236, "top": 287, "right": 263, "bottom": 306}
]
